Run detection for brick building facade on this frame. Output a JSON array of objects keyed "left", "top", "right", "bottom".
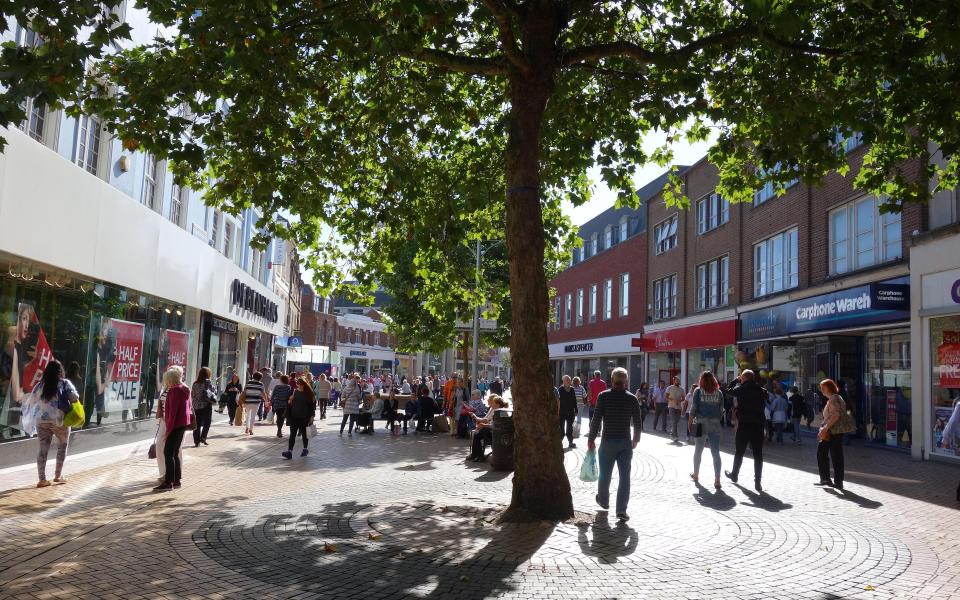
[{"left": 300, "top": 285, "right": 337, "bottom": 349}]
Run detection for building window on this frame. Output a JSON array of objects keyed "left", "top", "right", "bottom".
[
  {"left": 697, "top": 192, "right": 729, "bottom": 234},
  {"left": 605, "top": 226, "right": 613, "bottom": 249},
  {"left": 654, "top": 214, "right": 678, "bottom": 254},
  {"left": 76, "top": 115, "right": 102, "bottom": 175},
  {"left": 141, "top": 154, "right": 159, "bottom": 209},
  {"left": 591, "top": 234, "right": 599, "bottom": 257},
  {"left": 576, "top": 289, "right": 584, "bottom": 326},
  {"left": 223, "top": 221, "right": 234, "bottom": 259},
  {"left": 313, "top": 297, "right": 320, "bottom": 312},
  {"left": 604, "top": 279, "right": 613, "bottom": 320},
  {"left": 829, "top": 196, "right": 902, "bottom": 275},
  {"left": 19, "top": 97, "right": 47, "bottom": 142},
  {"left": 589, "top": 284, "right": 597, "bottom": 323},
  {"left": 696, "top": 256, "right": 729, "bottom": 311},
  {"left": 653, "top": 274, "right": 678, "bottom": 320},
  {"left": 553, "top": 297, "right": 561, "bottom": 330},
  {"left": 754, "top": 228, "right": 799, "bottom": 298},
  {"left": 834, "top": 129, "right": 864, "bottom": 153},
  {"left": 327, "top": 327, "right": 333, "bottom": 344},
  {"left": 168, "top": 184, "right": 185, "bottom": 226},
  {"left": 619, "top": 218, "right": 629, "bottom": 242},
  {"left": 754, "top": 164, "right": 799, "bottom": 205},
  {"left": 619, "top": 273, "right": 629, "bottom": 317},
  {"left": 564, "top": 293, "right": 572, "bottom": 328}
]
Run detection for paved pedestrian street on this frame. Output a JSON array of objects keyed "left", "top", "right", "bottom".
[{"left": 1, "top": 411, "right": 958, "bottom": 600}]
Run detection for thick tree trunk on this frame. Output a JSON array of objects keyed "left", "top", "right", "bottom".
[{"left": 501, "top": 5, "right": 573, "bottom": 523}]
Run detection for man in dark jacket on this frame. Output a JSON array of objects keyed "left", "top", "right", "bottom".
[
  {"left": 724, "top": 369, "right": 768, "bottom": 492},
  {"left": 489, "top": 378, "right": 504, "bottom": 396},
  {"left": 558, "top": 375, "right": 579, "bottom": 448}
]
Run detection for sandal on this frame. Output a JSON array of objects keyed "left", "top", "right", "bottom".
[
  {"left": 36, "top": 480, "right": 52, "bottom": 488},
  {"left": 53, "top": 476, "right": 67, "bottom": 484},
  {"left": 690, "top": 473, "right": 699, "bottom": 483}
]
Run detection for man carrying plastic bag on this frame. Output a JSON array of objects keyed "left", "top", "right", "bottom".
[{"left": 587, "top": 367, "right": 643, "bottom": 522}]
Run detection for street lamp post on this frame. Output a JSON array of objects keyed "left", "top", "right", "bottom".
[{"left": 471, "top": 239, "right": 504, "bottom": 390}]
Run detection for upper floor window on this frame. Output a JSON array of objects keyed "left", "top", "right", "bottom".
[
  {"left": 829, "top": 196, "right": 901, "bottom": 275},
  {"left": 653, "top": 274, "right": 678, "bottom": 320},
  {"left": 576, "top": 289, "right": 584, "bottom": 326},
  {"left": 619, "top": 273, "right": 629, "bottom": 317},
  {"left": 223, "top": 221, "right": 234, "bottom": 259},
  {"left": 564, "top": 293, "right": 572, "bottom": 328},
  {"left": 589, "top": 284, "right": 598, "bottom": 323},
  {"left": 19, "top": 97, "right": 47, "bottom": 142},
  {"left": 604, "top": 226, "right": 613, "bottom": 250},
  {"left": 141, "top": 154, "right": 159, "bottom": 209},
  {"left": 604, "top": 279, "right": 613, "bottom": 320},
  {"left": 697, "top": 192, "right": 729, "bottom": 234},
  {"left": 591, "top": 234, "right": 598, "bottom": 257},
  {"left": 313, "top": 297, "right": 320, "bottom": 312},
  {"left": 654, "top": 215, "right": 678, "bottom": 254},
  {"left": 554, "top": 297, "right": 561, "bottom": 330},
  {"left": 754, "top": 164, "right": 799, "bottom": 205},
  {"left": 833, "top": 129, "right": 864, "bottom": 154},
  {"left": 76, "top": 115, "right": 102, "bottom": 175},
  {"left": 696, "top": 256, "right": 729, "bottom": 311},
  {"left": 619, "top": 218, "right": 629, "bottom": 242},
  {"left": 754, "top": 228, "right": 799, "bottom": 298},
  {"left": 168, "top": 184, "right": 185, "bottom": 227}
]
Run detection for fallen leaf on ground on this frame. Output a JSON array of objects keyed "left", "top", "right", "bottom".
[{"left": 323, "top": 542, "right": 337, "bottom": 553}]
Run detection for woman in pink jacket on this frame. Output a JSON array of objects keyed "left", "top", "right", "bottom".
[{"left": 154, "top": 366, "right": 192, "bottom": 491}]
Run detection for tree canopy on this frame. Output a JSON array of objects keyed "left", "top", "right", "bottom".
[{"left": 3, "top": 0, "right": 959, "bottom": 520}]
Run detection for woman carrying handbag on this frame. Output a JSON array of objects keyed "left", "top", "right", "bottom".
[{"left": 815, "top": 378, "right": 852, "bottom": 491}]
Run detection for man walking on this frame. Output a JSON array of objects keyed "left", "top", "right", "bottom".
[
  {"left": 588, "top": 370, "right": 607, "bottom": 422},
  {"left": 314, "top": 373, "right": 331, "bottom": 419},
  {"left": 588, "top": 367, "right": 643, "bottom": 521},
  {"left": 666, "top": 376, "right": 685, "bottom": 441},
  {"left": 724, "top": 369, "right": 768, "bottom": 492},
  {"left": 651, "top": 380, "right": 668, "bottom": 432},
  {"left": 557, "top": 375, "right": 578, "bottom": 448}
]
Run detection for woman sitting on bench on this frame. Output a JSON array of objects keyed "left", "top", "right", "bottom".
[{"left": 467, "top": 394, "right": 509, "bottom": 463}]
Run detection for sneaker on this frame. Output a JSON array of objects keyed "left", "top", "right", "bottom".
[
  {"left": 282, "top": 451, "right": 293, "bottom": 459},
  {"left": 173, "top": 481, "right": 181, "bottom": 488},
  {"left": 616, "top": 513, "right": 630, "bottom": 522},
  {"left": 831, "top": 482, "right": 844, "bottom": 491},
  {"left": 36, "top": 480, "right": 52, "bottom": 488},
  {"left": 595, "top": 494, "right": 609, "bottom": 510},
  {"left": 200, "top": 440, "right": 209, "bottom": 446},
  {"left": 724, "top": 470, "right": 738, "bottom": 483},
  {"left": 300, "top": 448, "right": 309, "bottom": 457},
  {"left": 814, "top": 480, "right": 833, "bottom": 487},
  {"left": 153, "top": 483, "right": 173, "bottom": 492}
]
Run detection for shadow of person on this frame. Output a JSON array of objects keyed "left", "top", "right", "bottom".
[
  {"left": 823, "top": 487, "right": 883, "bottom": 509},
  {"left": 576, "top": 513, "right": 639, "bottom": 564},
  {"left": 732, "top": 483, "right": 793, "bottom": 512},
  {"left": 693, "top": 483, "right": 737, "bottom": 511}
]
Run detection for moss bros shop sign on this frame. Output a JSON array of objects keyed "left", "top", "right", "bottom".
[
  {"left": 740, "top": 278, "right": 909, "bottom": 341},
  {"left": 230, "top": 279, "right": 279, "bottom": 323}
]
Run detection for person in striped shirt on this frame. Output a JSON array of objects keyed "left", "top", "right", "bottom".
[
  {"left": 240, "top": 372, "right": 265, "bottom": 436},
  {"left": 588, "top": 367, "right": 643, "bottom": 522}
]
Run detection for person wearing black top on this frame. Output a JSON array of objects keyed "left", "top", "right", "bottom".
[
  {"left": 724, "top": 370, "right": 768, "bottom": 492},
  {"left": 489, "top": 378, "right": 504, "bottom": 397},
  {"left": 282, "top": 377, "right": 316, "bottom": 459},
  {"left": 788, "top": 386, "right": 806, "bottom": 444},
  {"left": 270, "top": 374, "right": 294, "bottom": 438},
  {"left": 587, "top": 368, "right": 643, "bottom": 521},
  {"left": 557, "top": 375, "right": 579, "bottom": 448}
]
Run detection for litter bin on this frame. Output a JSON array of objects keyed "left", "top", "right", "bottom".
[{"left": 490, "top": 409, "right": 514, "bottom": 471}]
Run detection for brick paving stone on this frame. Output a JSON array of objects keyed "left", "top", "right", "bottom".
[{"left": 0, "top": 410, "right": 958, "bottom": 599}]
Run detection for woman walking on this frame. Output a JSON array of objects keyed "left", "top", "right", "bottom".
[
  {"left": 271, "top": 374, "right": 294, "bottom": 438},
  {"left": 282, "top": 377, "right": 317, "bottom": 458},
  {"left": 224, "top": 373, "right": 242, "bottom": 426},
  {"left": 816, "top": 378, "right": 847, "bottom": 490},
  {"left": 690, "top": 371, "right": 724, "bottom": 490},
  {"left": 191, "top": 367, "right": 217, "bottom": 447},
  {"left": 155, "top": 366, "right": 191, "bottom": 491},
  {"left": 34, "top": 360, "right": 77, "bottom": 488},
  {"left": 240, "top": 371, "right": 265, "bottom": 435},
  {"left": 340, "top": 374, "right": 361, "bottom": 435}
]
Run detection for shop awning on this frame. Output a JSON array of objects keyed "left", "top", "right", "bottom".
[{"left": 633, "top": 319, "right": 737, "bottom": 352}]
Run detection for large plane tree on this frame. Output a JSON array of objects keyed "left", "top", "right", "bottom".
[{"left": 2, "top": 0, "right": 959, "bottom": 520}]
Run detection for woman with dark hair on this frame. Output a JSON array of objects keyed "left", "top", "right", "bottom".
[
  {"left": 35, "top": 359, "right": 77, "bottom": 487},
  {"left": 271, "top": 374, "right": 294, "bottom": 438},
  {"left": 690, "top": 371, "right": 724, "bottom": 490},
  {"left": 191, "top": 367, "right": 216, "bottom": 447},
  {"left": 224, "top": 373, "right": 242, "bottom": 425},
  {"left": 282, "top": 377, "right": 316, "bottom": 459},
  {"left": 816, "top": 378, "right": 847, "bottom": 490}
]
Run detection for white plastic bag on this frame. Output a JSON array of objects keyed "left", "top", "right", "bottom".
[
  {"left": 580, "top": 448, "right": 599, "bottom": 482},
  {"left": 572, "top": 419, "right": 582, "bottom": 438},
  {"left": 19, "top": 391, "right": 40, "bottom": 437}
]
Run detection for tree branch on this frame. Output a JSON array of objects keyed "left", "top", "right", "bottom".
[
  {"left": 758, "top": 30, "right": 846, "bottom": 57},
  {"left": 396, "top": 46, "right": 510, "bottom": 76},
  {"left": 561, "top": 26, "right": 755, "bottom": 67},
  {"left": 482, "top": 0, "right": 531, "bottom": 73}
]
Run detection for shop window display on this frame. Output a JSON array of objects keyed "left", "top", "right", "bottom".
[
  {"left": 932, "top": 315, "right": 960, "bottom": 456},
  {"left": 864, "top": 329, "right": 911, "bottom": 448}
]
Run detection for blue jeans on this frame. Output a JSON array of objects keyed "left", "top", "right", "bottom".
[
  {"left": 693, "top": 431, "right": 722, "bottom": 479},
  {"left": 597, "top": 438, "right": 634, "bottom": 514}
]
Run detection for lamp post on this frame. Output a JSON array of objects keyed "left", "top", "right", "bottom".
[{"left": 471, "top": 239, "right": 504, "bottom": 390}]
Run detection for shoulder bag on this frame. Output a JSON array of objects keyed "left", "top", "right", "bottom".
[{"left": 829, "top": 396, "right": 856, "bottom": 435}]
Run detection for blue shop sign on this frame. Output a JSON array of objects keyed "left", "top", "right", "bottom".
[
  {"left": 740, "top": 278, "right": 909, "bottom": 341},
  {"left": 349, "top": 350, "right": 367, "bottom": 357}
]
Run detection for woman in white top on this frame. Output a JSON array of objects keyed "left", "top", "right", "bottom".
[{"left": 34, "top": 360, "right": 78, "bottom": 488}]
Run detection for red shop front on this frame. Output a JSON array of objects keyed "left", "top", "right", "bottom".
[{"left": 633, "top": 320, "right": 738, "bottom": 389}]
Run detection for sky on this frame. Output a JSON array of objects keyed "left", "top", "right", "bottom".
[{"left": 562, "top": 130, "right": 715, "bottom": 227}]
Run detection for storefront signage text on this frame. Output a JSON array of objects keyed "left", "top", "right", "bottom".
[
  {"left": 350, "top": 350, "right": 367, "bottom": 357},
  {"left": 208, "top": 316, "right": 238, "bottom": 333},
  {"left": 230, "top": 279, "right": 279, "bottom": 323},
  {"left": 740, "top": 278, "right": 909, "bottom": 341},
  {"left": 563, "top": 343, "right": 594, "bottom": 353},
  {"left": 637, "top": 320, "right": 737, "bottom": 352}
]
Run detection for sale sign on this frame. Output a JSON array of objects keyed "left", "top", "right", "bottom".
[
  {"left": 937, "top": 331, "right": 960, "bottom": 389},
  {"left": 17, "top": 303, "right": 54, "bottom": 393},
  {"left": 103, "top": 318, "right": 145, "bottom": 412},
  {"left": 159, "top": 329, "right": 190, "bottom": 377}
]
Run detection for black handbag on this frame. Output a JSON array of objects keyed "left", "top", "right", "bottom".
[{"left": 693, "top": 422, "right": 704, "bottom": 438}]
